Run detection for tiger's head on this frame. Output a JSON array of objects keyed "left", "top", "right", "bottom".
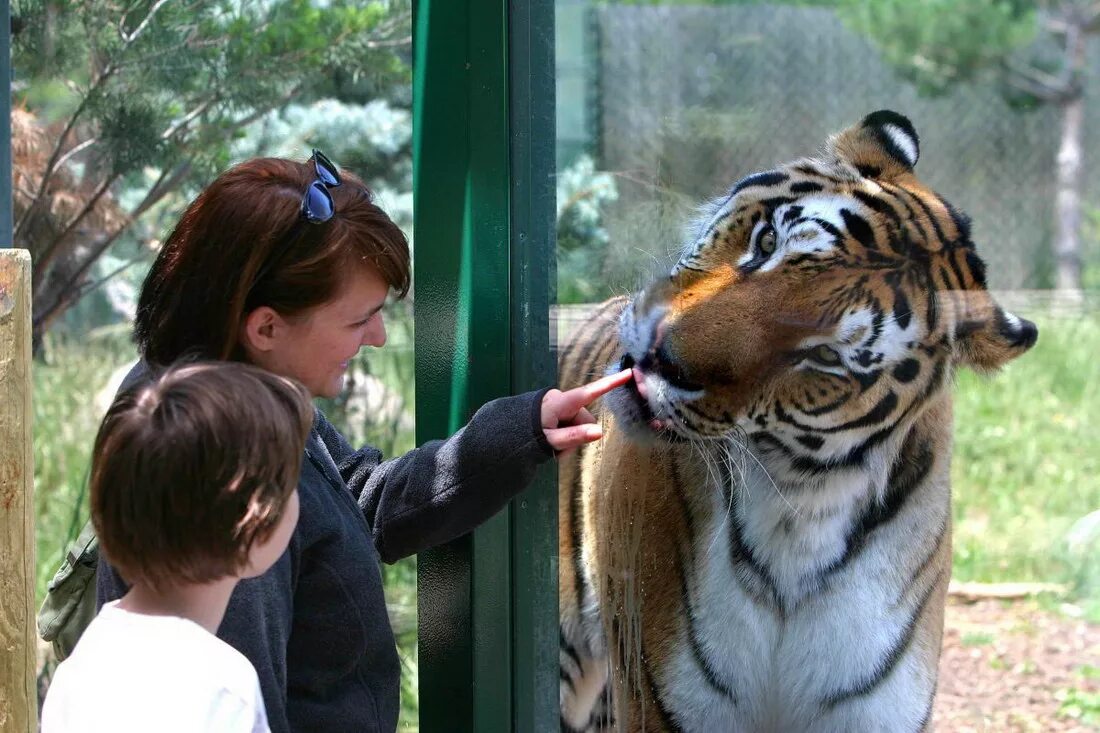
[{"left": 610, "top": 110, "right": 1037, "bottom": 470}]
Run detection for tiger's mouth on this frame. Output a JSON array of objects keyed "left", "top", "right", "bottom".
[{"left": 618, "top": 354, "right": 681, "bottom": 438}]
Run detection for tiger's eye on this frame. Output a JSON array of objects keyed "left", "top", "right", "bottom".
[
  {"left": 758, "top": 228, "right": 777, "bottom": 255},
  {"left": 812, "top": 345, "right": 841, "bottom": 365}
]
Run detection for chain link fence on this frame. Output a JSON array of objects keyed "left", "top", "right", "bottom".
[{"left": 558, "top": 3, "right": 1100, "bottom": 295}]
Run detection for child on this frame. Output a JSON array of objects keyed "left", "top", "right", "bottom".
[{"left": 41, "top": 362, "right": 314, "bottom": 733}]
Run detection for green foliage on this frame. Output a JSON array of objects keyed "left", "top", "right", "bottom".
[
  {"left": 13, "top": 0, "right": 412, "bottom": 333},
  {"left": 835, "top": 0, "right": 1035, "bottom": 95},
  {"left": 1080, "top": 206, "right": 1100, "bottom": 292},
  {"left": 556, "top": 154, "right": 620, "bottom": 304},
  {"left": 1057, "top": 685, "right": 1100, "bottom": 726}
]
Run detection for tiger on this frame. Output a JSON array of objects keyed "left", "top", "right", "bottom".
[{"left": 557, "top": 110, "right": 1038, "bottom": 733}]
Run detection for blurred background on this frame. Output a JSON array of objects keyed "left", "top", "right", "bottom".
[{"left": 18, "top": 0, "right": 1099, "bottom": 730}]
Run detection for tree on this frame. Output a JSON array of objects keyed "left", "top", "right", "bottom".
[
  {"left": 12, "top": 0, "right": 412, "bottom": 347},
  {"left": 838, "top": 0, "right": 1097, "bottom": 292}
]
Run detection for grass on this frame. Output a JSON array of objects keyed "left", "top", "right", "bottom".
[
  {"left": 28, "top": 307, "right": 1100, "bottom": 729},
  {"left": 951, "top": 311, "right": 1100, "bottom": 620},
  {"left": 32, "top": 325, "right": 137, "bottom": 598}
]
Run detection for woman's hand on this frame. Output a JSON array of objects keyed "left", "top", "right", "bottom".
[{"left": 541, "top": 369, "right": 632, "bottom": 455}]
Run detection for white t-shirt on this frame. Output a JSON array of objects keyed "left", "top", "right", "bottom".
[{"left": 41, "top": 601, "right": 270, "bottom": 733}]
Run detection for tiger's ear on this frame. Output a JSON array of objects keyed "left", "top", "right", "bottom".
[
  {"left": 829, "top": 110, "right": 920, "bottom": 182},
  {"left": 952, "top": 290, "right": 1039, "bottom": 372}
]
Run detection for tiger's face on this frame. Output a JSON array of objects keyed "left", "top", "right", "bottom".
[{"left": 609, "top": 111, "right": 1037, "bottom": 468}]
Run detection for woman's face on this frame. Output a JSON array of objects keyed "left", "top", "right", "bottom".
[{"left": 249, "top": 264, "right": 389, "bottom": 398}]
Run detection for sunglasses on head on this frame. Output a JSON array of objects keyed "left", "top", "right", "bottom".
[
  {"left": 300, "top": 149, "right": 342, "bottom": 223},
  {"left": 247, "top": 150, "right": 343, "bottom": 301}
]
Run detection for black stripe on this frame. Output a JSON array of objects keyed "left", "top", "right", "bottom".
[
  {"left": 902, "top": 515, "right": 948, "bottom": 594},
  {"left": 774, "top": 391, "right": 898, "bottom": 435},
  {"left": 819, "top": 438, "right": 934, "bottom": 581},
  {"left": 853, "top": 369, "right": 882, "bottom": 392},
  {"left": 782, "top": 205, "right": 805, "bottom": 225},
  {"left": 944, "top": 250, "right": 971, "bottom": 294},
  {"left": 853, "top": 189, "right": 902, "bottom": 228},
  {"left": 893, "top": 286, "right": 912, "bottom": 330},
  {"left": 674, "top": 543, "right": 739, "bottom": 703},
  {"left": 640, "top": 640, "right": 685, "bottom": 732},
  {"left": 963, "top": 249, "right": 988, "bottom": 289},
  {"left": 822, "top": 568, "right": 944, "bottom": 709},
  {"left": 759, "top": 196, "right": 796, "bottom": 211},
  {"left": 669, "top": 460, "right": 737, "bottom": 703},
  {"left": 569, "top": 451, "right": 590, "bottom": 635},
  {"left": 934, "top": 191, "right": 971, "bottom": 242},
  {"left": 790, "top": 180, "right": 823, "bottom": 193},
  {"left": 855, "top": 164, "right": 881, "bottom": 178},
  {"left": 914, "top": 684, "right": 937, "bottom": 732},
  {"left": 559, "top": 665, "right": 576, "bottom": 693},
  {"left": 731, "top": 170, "right": 789, "bottom": 196},
  {"left": 558, "top": 297, "right": 628, "bottom": 384},
  {"left": 680, "top": 400, "right": 729, "bottom": 428},
  {"left": 905, "top": 187, "right": 948, "bottom": 244},
  {"left": 561, "top": 628, "right": 584, "bottom": 670},
  {"left": 841, "top": 208, "right": 877, "bottom": 250},
  {"left": 800, "top": 389, "right": 854, "bottom": 417},
  {"left": 719, "top": 466, "right": 783, "bottom": 610},
  {"left": 879, "top": 182, "right": 934, "bottom": 245},
  {"left": 796, "top": 434, "right": 825, "bottom": 450},
  {"left": 892, "top": 358, "right": 920, "bottom": 384}
]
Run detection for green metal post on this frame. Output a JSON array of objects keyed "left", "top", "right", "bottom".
[
  {"left": 414, "top": 1, "right": 557, "bottom": 730},
  {"left": 508, "top": 0, "right": 557, "bottom": 730},
  {"left": 1, "top": 0, "right": 12, "bottom": 246},
  {"left": 413, "top": 1, "right": 512, "bottom": 731}
]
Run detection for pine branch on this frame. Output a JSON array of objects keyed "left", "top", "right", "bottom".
[
  {"left": 13, "top": 63, "right": 117, "bottom": 241},
  {"left": 67, "top": 246, "right": 154, "bottom": 304},
  {"left": 119, "top": 0, "right": 173, "bottom": 44},
  {"left": 53, "top": 137, "right": 98, "bottom": 172},
  {"left": 31, "top": 172, "right": 123, "bottom": 289}
]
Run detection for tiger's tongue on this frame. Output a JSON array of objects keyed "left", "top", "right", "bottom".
[{"left": 632, "top": 366, "right": 649, "bottom": 400}]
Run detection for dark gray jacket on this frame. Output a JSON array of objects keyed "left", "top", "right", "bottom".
[{"left": 98, "top": 368, "right": 554, "bottom": 732}]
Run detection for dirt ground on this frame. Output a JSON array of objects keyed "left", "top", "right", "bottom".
[
  {"left": 36, "top": 596, "right": 1099, "bottom": 730},
  {"left": 934, "top": 597, "right": 1100, "bottom": 732}
]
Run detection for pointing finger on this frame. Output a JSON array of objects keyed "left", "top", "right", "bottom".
[{"left": 558, "top": 369, "right": 632, "bottom": 414}]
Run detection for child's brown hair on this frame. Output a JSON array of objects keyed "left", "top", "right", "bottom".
[{"left": 90, "top": 362, "right": 313, "bottom": 590}]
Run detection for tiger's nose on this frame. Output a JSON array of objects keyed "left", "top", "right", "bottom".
[{"left": 625, "top": 317, "right": 703, "bottom": 392}]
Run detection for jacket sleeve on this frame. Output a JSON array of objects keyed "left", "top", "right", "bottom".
[
  {"left": 97, "top": 551, "right": 297, "bottom": 733},
  {"left": 313, "top": 388, "right": 555, "bottom": 563}
]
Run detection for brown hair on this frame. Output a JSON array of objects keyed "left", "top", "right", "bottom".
[
  {"left": 90, "top": 362, "right": 314, "bottom": 590},
  {"left": 134, "top": 155, "right": 410, "bottom": 366}
]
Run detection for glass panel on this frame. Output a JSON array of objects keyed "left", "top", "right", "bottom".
[
  {"left": 556, "top": 3, "right": 1099, "bottom": 730},
  {"left": 18, "top": 1, "right": 417, "bottom": 727}
]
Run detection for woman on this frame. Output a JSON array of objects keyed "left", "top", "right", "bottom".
[{"left": 97, "top": 151, "right": 629, "bottom": 732}]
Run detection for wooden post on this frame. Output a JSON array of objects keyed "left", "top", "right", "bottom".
[{"left": 0, "top": 250, "right": 35, "bottom": 733}]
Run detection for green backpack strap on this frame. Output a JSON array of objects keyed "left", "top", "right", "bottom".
[{"left": 37, "top": 519, "right": 100, "bottom": 661}]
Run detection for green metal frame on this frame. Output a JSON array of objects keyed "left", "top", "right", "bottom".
[
  {"left": 1, "top": 0, "right": 11, "bottom": 246},
  {"left": 413, "top": 1, "right": 556, "bottom": 731}
]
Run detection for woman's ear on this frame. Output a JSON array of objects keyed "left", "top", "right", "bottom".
[{"left": 240, "top": 306, "right": 281, "bottom": 356}]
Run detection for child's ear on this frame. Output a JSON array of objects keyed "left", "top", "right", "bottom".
[
  {"left": 952, "top": 291, "right": 1038, "bottom": 372},
  {"left": 828, "top": 109, "right": 919, "bottom": 182}
]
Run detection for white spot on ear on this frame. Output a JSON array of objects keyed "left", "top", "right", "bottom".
[
  {"left": 883, "top": 123, "right": 918, "bottom": 168},
  {"left": 1002, "top": 310, "right": 1022, "bottom": 331}
]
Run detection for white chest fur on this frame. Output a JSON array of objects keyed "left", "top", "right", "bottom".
[{"left": 657, "top": 450, "right": 949, "bottom": 732}]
